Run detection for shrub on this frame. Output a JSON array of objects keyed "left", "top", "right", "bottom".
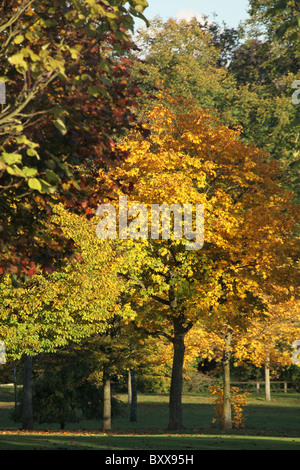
[
  {"left": 136, "top": 374, "right": 171, "bottom": 393},
  {"left": 183, "top": 371, "right": 214, "bottom": 393},
  {"left": 210, "top": 385, "right": 250, "bottom": 429},
  {"left": 13, "top": 365, "right": 125, "bottom": 429}
]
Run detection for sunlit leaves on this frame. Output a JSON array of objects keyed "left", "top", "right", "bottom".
[
  {"left": 0, "top": 205, "right": 130, "bottom": 360},
  {"left": 0, "top": 0, "right": 148, "bottom": 275},
  {"left": 100, "top": 99, "right": 299, "bottom": 343}
]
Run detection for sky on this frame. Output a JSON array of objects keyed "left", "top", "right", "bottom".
[{"left": 135, "top": 0, "right": 250, "bottom": 29}]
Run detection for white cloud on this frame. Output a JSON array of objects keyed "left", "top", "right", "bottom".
[{"left": 175, "top": 9, "right": 213, "bottom": 25}]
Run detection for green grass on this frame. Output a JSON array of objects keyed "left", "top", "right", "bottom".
[{"left": 0, "top": 385, "right": 299, "bottom": 450}]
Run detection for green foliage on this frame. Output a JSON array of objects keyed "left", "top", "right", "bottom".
[
  {"left": 13, "top": 358, "right": 125, "bottom": 429},
  {"left": 131, "top": 16, "right": 235, "bottom": 116},
  {"left": 242, "top": 1, "right": 300, "bottom": 199},
  {"left": 284, "top": 365, "right": 300, "bottom": 392},
  {"left": 31, "top": 366, "right": 82, "bottom": 429},
  {"left": 136, "top": 373, "right": 171, "bottom": 394},
  {"left": 0, "top": 206, "right": 128, "bottom": 360},
  {"left": 248, "top": 0, "right": 300, "bottom": 46},
  {"left": 131, "top": 15, "right": 299, "bottom": 202}
]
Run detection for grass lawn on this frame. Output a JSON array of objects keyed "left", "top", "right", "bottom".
[{"left": 0, "top": 385, "right": 299, "bottom": 450}]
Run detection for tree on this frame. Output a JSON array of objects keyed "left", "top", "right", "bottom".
[
  {"left": 247, "top": 0, "right": 300, "bottom": 48},
  {"left": 0, "top": 0, "right": 149, "bottom": 276},
  {"left": 0, "top": 204, "right": 128, "bottom": 429},
  {"left": 229, "top": 39, "right": 275, "bottom": 87},
  {"left": 199, "top": 14, "right": 241, "bottom": 67},
  {"left": 97, "top": 99, "right": 299, "bottom": 429},
  {"left": 129, "top": 367, "right": 137, "bottom": 422},
  {"left": 131, "top": 16, "right": 300, "bottom": 202},
  {"left": 84, "top": 318, "right": 171, "bottom": 429},
  {"left": 14, "top": 348, "right": 125, "bottom": 430},
  {"left": 240, "top": 0, "right": 300, "bottom": 197},
  {"left": 131, "top": 17, "right": 235, "bottom": 118},
  {"left": 234, "top": 298, "right": 300, "bottom": 401},
  {"left": 0, "top": 206, "right": 127, "bottom": 359}
]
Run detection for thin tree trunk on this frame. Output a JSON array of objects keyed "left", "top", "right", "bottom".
[
  {"left": 13, "top": 363, "right": 18, "bottom": 414},
  {"left": 128, "top": 369, "right": 132, "bottom": 405},
  {"left": 102, "top": 367, "right": 111, "bottom": 431},
  {"left": 130, "top": 367, "right": 137, "bottom": 422},
  {"left": 22, "top": 354, "right": 34, "bottom": 430},
  {"left": 265, "top": 355, "right": 271, "bottom": 402},
  {"left": 223, "top": 328, "right": 233, "bottom": 430},
  {"left": 168, "top": 325, "right": 185, "bottom": 430}
]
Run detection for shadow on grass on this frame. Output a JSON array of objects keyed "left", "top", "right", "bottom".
[
  {"left": 0, "top": 387, "right": 300, "bottom": 450},
  {"left": 0, "top": 432, "right": 300, "bottom": 450},
  {"left": 0, "top": 386, "right": 16, "bottom": 402}
]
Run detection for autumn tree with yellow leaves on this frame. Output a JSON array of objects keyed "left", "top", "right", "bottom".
[
  {"left": 0, "top": 205, "right": 128, "bottom": 359},
  {"left": 184, "top": 297, "right": 300, "bottom": 427},
  {"left": 0, "top": 205, "right": 130, "bottom": 428},
  {"left": 234, "top": 298, "right": 300, "bottom": 401},
  {"left": 97, "top": 98, "right": 299, "bottom": 430}
]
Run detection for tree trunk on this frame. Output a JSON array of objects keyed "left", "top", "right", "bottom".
[
  {"left": 102, "top": 368, "right": 111, "bottom": 431},
  {"left": 128, "top": 369, "right": 132, "bottom": 404},
  {"left": 223, "top": 328, "right": 233, "bottom": 430},
  {"left": 22, "top": 355, "right": 34, "bottom": 430},
  {"left": 130, "top": 367, "right": 137, "bottom": 422},
  {"left": 265, "top": 355, "right": 271, "bottom": 402},
  {"left": 168, "top": 325, "right": 186, "bottom": 430},
  {"left": 13, "top": 363, "right": 18, "bottom": 414}
]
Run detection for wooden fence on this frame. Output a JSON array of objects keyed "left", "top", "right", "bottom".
[{"left": 231, "top": 381, "right": 293, "bottom": 393}]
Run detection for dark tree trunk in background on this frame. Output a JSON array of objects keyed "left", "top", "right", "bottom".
[
  {"left": 22, "top": 355, "right": 34, "bottom": 430},
  {"left": 13, "top": 363, "right": 18, "bottom": 414},
  {"left": 168, "top": 321, "right": 186, "bottom": 430},
  {"left": 223, "top": 328, "right": 233, "bottom": 430}
]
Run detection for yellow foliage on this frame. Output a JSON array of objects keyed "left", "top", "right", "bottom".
[
  {"left": 97, "top": 98, "right": 299, "bottom": 371},
  {"left": 0, "top": 205, "right": 130, "bottom": 359},
  {"left": 210, "top": 385, "right": 250, "bottom": 429},
  {"left": 234, "top": 298, "right": 300, "bottom": 369}
]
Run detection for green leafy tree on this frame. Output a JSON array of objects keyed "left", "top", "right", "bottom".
[
  {"left": 131, "top": 16, "right": 236, "bottom": 118},
  {"left": 0, "top": 205, "right": 129, "bottom": 429},
  {"left": 240, "top": 0, "right": 300, "bottom": 196},
  {"left": 132, "top": 16, "right": 299, "bottom": 201},
  {"left": 247, "top": 0, "right": 300, "bottom": 47},
  {"left": 15, "top": 350, "right": 125, "bottom": 430},
  {"left": 0, "top": 206, "right": 128, "bottom": 360}
]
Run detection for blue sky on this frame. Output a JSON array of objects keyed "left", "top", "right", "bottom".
[{"left": 136, "top": 0, "right": 250, "bottom": 28}]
